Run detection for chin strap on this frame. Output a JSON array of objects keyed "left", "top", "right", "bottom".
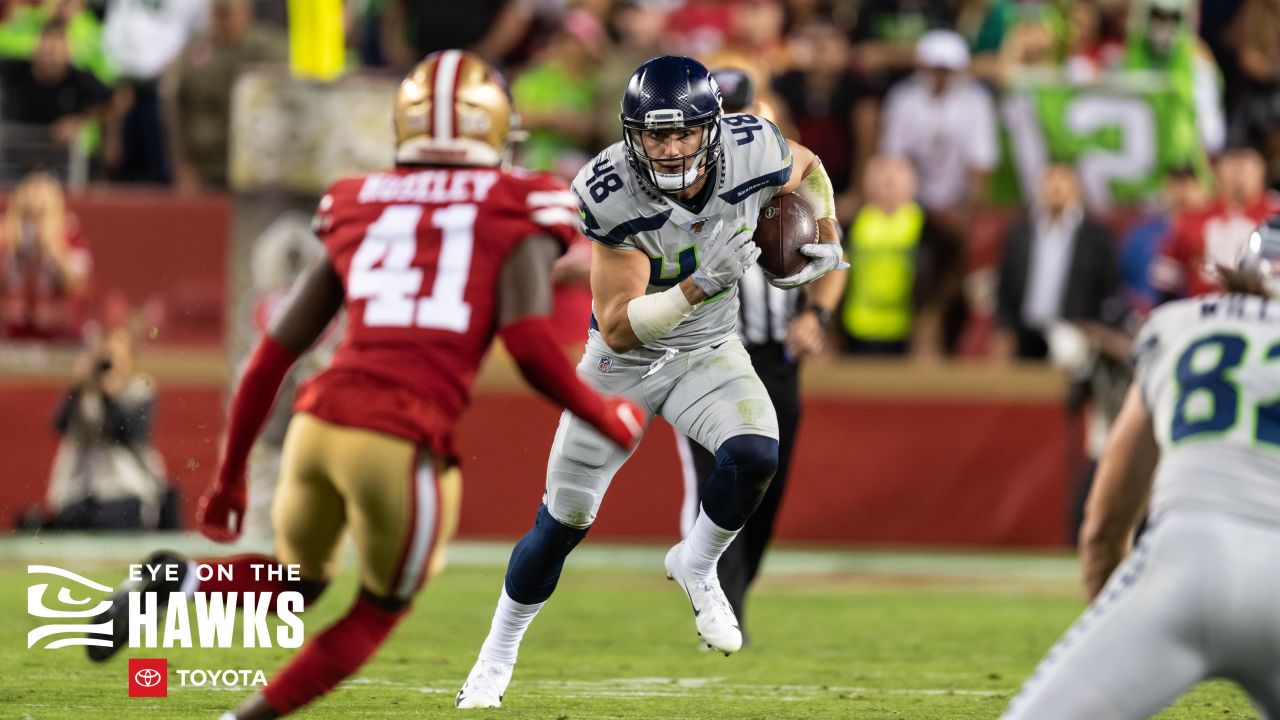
[{"left": 653, "top": 165, "right": 701, "bottom": 191}]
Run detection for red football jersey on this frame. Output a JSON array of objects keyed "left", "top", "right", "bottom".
[
  {"left": 294, "top": 165, "right": 580, "bottom": 456},
  {"left": 1152, "top": 192, "right": 1280, "bottom": 298}
]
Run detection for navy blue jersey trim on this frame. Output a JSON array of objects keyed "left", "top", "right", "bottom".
[
  {"left": 585, "top": 208, "right": 673, "bottom": 246},
  {"left": 717, "top": 165, "right": 792, "bottom": 205},
  {"left": 768, "top": 120, "right": 790, "bottom": 161}
]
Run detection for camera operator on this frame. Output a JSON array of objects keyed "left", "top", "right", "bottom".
[{"left": 43, "top": 328, "right": 168, "bottom": 530}]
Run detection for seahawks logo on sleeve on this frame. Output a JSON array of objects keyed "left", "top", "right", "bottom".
[{"left": 716, "top": 114, "right": 792, "bottom": 206}]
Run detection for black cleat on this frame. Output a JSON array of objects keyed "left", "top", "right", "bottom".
[{"left": 86, "top": 551, "right": 190, "bottom": 662}]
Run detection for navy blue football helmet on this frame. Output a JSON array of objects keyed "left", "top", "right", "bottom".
[{"left": 620, "top": 56, "right": 723, "bottom": 193}]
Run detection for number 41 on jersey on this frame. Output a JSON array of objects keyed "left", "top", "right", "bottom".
[{"left": 347, "top": 204, "right": 476, "bottom": 333}]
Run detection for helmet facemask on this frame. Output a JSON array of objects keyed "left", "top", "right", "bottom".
[{"left": 622, "top": 109, "right": 722, "bottom": 193}]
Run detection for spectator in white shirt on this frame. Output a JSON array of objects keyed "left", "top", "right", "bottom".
[
  {"left": 879, "top": 29, "right": 999, "bottom": 224},
  {"left": 102, "top": 0, "right": 208, "bottom": 183}
]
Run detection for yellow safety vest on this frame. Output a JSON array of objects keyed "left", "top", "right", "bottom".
[{"left": 842, "top": 204, "right": 925, "bottom": 341}]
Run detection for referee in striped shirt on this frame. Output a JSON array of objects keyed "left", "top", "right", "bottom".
[{"left": 674, "top": 68, "right": 846, "bottom": 645}]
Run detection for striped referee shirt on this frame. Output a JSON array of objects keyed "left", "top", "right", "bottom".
[{"left": 736, "top": 264, "right": 802, "bottom": 347}]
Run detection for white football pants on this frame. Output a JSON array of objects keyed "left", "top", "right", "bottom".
[
  {"left": 542, "top": 334, "right": 778, "bottom": 529},
  {"left": 1003, "top": 510, "right": 1280, "bottom": 720}
]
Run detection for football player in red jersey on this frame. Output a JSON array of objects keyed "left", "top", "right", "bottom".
[{"left": 84, "top": 50, "right": 643, "bottom": 720}]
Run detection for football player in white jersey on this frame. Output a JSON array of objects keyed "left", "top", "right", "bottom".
[
  {"left": 455, "top": 55, "right": 847, "bottom": 708},
  {"left": 1003, "top": 216, "right": 1280, "bottom": 720}
]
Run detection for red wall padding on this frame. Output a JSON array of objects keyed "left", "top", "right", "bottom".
[
  {"left": 0, "top": 194, "right": 1077, "bottom": 546},
  {"left": 0, "top": 384, "right": 1073, "bottom": 548},
  {"left": 0, "top": 385, "right": 224, "bottom": 527},
  {"left": 0, "top": 191, "right": 230, "bottom": 345},
  {"left": 451, "top": 394, "right": 1071, "bottom": 548}
]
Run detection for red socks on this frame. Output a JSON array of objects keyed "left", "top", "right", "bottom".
[{"left": 261, "top": 594, "right": 407, "bottom": 714}]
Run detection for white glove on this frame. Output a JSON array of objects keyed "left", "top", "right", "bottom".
[
  {"left": 769, "top": 242, "right": 848, "bottom": 289},
  {"left": 690, "top": 220, "right": 760, "bottom": 296}
]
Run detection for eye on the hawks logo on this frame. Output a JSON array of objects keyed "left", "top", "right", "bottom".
[
  {"left": 129, "top": 658, "right": 168, "bottom": 698},
  {"left": 26, "top": 565, "right": 114, "bottom": 650}
]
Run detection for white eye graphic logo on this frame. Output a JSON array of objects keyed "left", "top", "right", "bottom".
[
  {"left": 27, "top": 565, "right": 114, "bottom": 650},
  {"left": 134, "top": 668, "right": 162, "bottom": 687}
]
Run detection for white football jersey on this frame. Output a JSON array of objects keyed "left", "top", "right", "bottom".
[
  {"left": 571, "top": 113, "right": 793, "bottom": 357},
  {"left": 1135, "top": 293, "right": 1280, "bottom": 524}
]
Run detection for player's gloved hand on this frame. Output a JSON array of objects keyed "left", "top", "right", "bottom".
[
  {"left": 592, "top": 396, "right": 645, "bottom": 449},
  {"left": 769, "top": 242, "right": 848, "bottom": 289},
  {"left": 196, "top": 474, "right": 246, "bottom": 543},
  {"left": 690, "top": 220, "right": 760, "bottom": 296}
]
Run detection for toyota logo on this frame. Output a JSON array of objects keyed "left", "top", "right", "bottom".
[{"left": 134, "top": 668, "right": 163, "bottom": 687}]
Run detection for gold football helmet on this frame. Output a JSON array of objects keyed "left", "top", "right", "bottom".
[{"left": 394, "top": 50, "right": 518, "bottom": 167}]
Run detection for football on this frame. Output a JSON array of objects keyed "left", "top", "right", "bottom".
[{"left": 754, "top": 193, "right": 816, "bottom": 279}]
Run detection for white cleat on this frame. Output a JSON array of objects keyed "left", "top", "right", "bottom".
[
  {"left": 456, "top": 658, "right": 514, "bottom": 709},
  {"left": 664, "top": 542, "right": 743, "bottom": 655}
]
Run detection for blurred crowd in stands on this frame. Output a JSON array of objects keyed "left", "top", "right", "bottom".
[
  {"left": 0, "top": 0, "right": 1276, "bottom": 364},
  {"left": 1, "top": 0, "right": 1276, "bottom": 534}
]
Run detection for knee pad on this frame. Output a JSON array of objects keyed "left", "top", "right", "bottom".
[
  {"left": 703, "top": 435, "right": 780, "bottom": 530},
  {"left": 546, "top": 414, "right": 614, "bottom": 528},
  {"left": 545, "top": 480, "right": 602, "bottom": 529},
  {"left": 718, "top": 434, "right": 780, "bottom": 485},
  {"left": 558, "top": 413, "right": 613, "bottom": 468}
]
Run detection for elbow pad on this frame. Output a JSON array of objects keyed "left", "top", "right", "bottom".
[{"left": 625, "top": 286, "right": 695, "bottom": 346}]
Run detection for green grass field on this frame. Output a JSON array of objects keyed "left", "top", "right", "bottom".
[{"left": 0, "top": 536, "right": 1261, "bottom": 719}]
